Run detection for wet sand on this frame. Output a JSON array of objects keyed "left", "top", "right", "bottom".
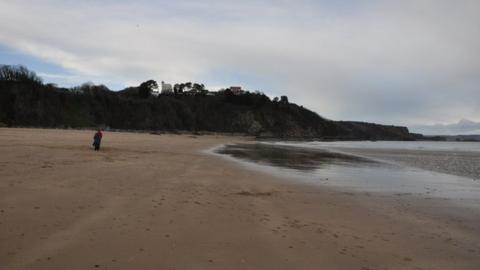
[
  {"left": 272, "top": 141, "right": 480, "bottom": 180},
  {"left": 216, "top": 143, "right": 379, "bottom": 171},
  {"left": 215, "top": 143, "right": 480, "bottom": 199},
  {"left": 329, "top": 147, "right": 480, "bottom": 180},
  {"left": 1, "top": 128, "right": 479, "bottom": 270}
]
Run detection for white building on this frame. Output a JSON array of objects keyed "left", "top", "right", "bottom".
[{"left": 161, "top": 81, "right": 173, "bottom": 94}]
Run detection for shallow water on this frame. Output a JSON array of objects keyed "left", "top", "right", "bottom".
[
  {"left": 217, "top": 143, "right": 379, "bottom": 171},
  {"left": 279, "top": 140, "right": 480, "bottom": 152},
  {"left": 215, "top": 142, "right": 480, "bottom": 201},
  {"left": 272, "top": 141, "right": 480, "bottom": 180}
]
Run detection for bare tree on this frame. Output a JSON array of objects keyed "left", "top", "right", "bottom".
[{"left": 0, "top": 65, "right": 43, "bottom": 84}]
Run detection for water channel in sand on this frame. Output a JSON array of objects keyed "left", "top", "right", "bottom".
[{"left": 215, "top": 142, "right": 480, "bottom": 202}]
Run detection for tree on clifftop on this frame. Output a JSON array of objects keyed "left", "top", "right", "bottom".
[
  {"left": 138, "top": 80, "right": 158, "bottom": 98},
  {"left": 0, "top": 65, "right": 43, "bottom": 84}
]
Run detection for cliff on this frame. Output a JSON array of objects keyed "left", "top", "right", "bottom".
[{"left": 0, "top": 66, "right": 415, "bottom": 141}]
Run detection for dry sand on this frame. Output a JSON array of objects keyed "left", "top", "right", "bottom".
[{"left": 1, "top": 128, "right": 479, "bottom": 270}]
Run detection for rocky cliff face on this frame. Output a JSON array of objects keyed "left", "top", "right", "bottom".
[{"left": 241, "top": 109, "right": 413, "bottom": 140}]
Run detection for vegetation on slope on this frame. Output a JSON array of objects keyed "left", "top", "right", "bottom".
[{"left": 0, "top": 65, "right": 413, "bottom": 140}]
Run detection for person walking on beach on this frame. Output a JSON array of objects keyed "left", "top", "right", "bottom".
[{"left": 92, "top": 129, "right": 103, "bottom": 151}]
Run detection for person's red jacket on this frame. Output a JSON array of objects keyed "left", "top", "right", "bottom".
[{"left": 93, "top": 131, "right": 102, "bottom": 144}]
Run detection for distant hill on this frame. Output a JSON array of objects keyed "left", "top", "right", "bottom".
[
  {"left": 0, "top": 65, "right": 414, "bottom": 140},
  {"left": 410, "top": 119, "right": 480, "bottom": 136},
  {"left": 422, "top": 135, "right": 480, "bottom": 142}
]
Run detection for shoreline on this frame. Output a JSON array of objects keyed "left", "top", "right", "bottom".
[
  {"left": 5, "top": 125, "right": 478, "bottom": 143},
  {"left": 1, "top": 128, "right": 479, "bottom": 269}
]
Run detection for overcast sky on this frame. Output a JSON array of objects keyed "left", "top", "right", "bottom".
[{"left": 0, "top": 0, "right": 479, "bottom": 129}]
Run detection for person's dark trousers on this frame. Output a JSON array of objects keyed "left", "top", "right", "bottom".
[{"left": 94, "top": 143, "right": 100, "bottom": 151}]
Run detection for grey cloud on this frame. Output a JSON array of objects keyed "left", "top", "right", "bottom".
[
  {"left": 411, "top": 119, "right": 480, "bottom": 135},
  {"left": 0, "top": 0, "right": 478, "bottom": 127}
]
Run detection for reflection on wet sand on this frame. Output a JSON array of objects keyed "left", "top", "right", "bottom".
[
  {"left": 217, "top": 143, "right": 378, "bottom": 171},
  {"left": 215, "top": 143, "right": 480, "bottom": 200}
]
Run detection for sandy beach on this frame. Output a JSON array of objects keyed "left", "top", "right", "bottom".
[{"left": 1, "top": 128, "right": 479, "bottom": 270}]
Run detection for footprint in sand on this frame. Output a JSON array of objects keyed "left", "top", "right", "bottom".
[{"left": 41, "top": 161, "right": 53, "bottom": 168}]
